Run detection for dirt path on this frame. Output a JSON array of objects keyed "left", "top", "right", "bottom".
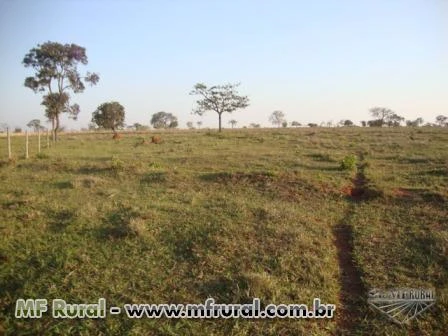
[{"left": 333, "top": 157, "right": 369, "bottom": 334}]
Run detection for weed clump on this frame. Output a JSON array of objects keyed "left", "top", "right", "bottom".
[
  {"left": 340, "top": 155, "right": 357, "bottom": 171},
  {"left": 36, "top": 152, "right": 50, "bottom": 159}
]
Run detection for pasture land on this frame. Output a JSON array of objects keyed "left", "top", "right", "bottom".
[{"left": 0, "top": 127, "right": 447, "bottom": 335}]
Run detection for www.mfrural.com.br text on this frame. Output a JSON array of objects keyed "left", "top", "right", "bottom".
[{"left": 15, "top": 298, "right": 336, "bottom": 319}]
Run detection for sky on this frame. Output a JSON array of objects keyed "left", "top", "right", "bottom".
[{"left": 0, "top": 0, "right": 447, "bottom": 130}]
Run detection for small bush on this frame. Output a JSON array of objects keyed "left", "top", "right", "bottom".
[
  {"left": 110, "top": 156, "right": 124, "bottom": 172},
  {"left": 340, "top": 155, "right": 357, "bottom": 171},
  {"left": 36, "top": 152, "right": 50, "bottom": 159}
]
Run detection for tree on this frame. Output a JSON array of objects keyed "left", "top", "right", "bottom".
[
  {"left": 308, "top": 123, "right": 318, "bottom": 127},
  {"left": 27, "top": 119, "right": 45, "bottom": 132},
  {"left": 435, "top": 115, "right": 448, "bottom": 127},
  {"left": 186, "top": 121, "right": 194, "bottom": 129},
  {"left": 190, "top": 82, "right": 249, "bottom": 132},
  {"left": 367, "top": 119, "right": 383, "bottom": 127},
  {"left": 250, "top": 123, "right": 260, "bottom": 128},
  {"left": 291, "top": 121, "right": 301, "bottom": 127},
  {"left": 229, "top": 119, "right": 237, "bottom": 128},
  {"left": 369, "top": 107, "right": 395, "bottom": 126},
  {"left": 406, "top": 118, "right": 424, "bottom": 127},
  {"left": 269, "top": 110, "right": 285, "bottom": 127},
  {"left": 92, "top": 102, "right": 125, "bottom": 134},
  {"left": 282, "top": 121, "right": 288, "bottom": 128},
  {"left": 150, "top": 112, "right": 178, "bottom": 129},
  {"left": 361, "top": 121, "right": 367, "bottom": 127},
  {"left": 343, "top": 120, "right": 354, "bottom": 127},
  {"left": 386, "top": 113, "right": 404, "bottom": 127},
  {"left": 23, "top": 41, "right": 99, "bottom": 140},
  {"left": 197, "top": 121, "right": 202, "bottom": 129}
]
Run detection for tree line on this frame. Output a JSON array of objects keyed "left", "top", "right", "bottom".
[{"left": 11, "top": 41, "right": 448, "bottom": 137}]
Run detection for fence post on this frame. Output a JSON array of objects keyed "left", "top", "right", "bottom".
[
  {"left": 38, "top": 129, "right": 41, "bottom": 153},
  {"left": 47, "top": 129, "right": 50, "bottom": 148},
  {"left": 7, "top": 127, "right": 12, "bottom": 159},
  {"left": 25, "top": 131, "right": 29, "bottom": 159}
]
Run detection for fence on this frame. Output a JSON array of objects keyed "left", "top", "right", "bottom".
[{"left": 5, "top": 128, "right": 53, "bottom": 160}]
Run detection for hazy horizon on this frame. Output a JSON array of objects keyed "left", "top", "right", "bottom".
[{"left": 1, "top": 0, "right": 447, "bottom": 130}]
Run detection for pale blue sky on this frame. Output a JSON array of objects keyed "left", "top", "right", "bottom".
[{"left": 0, "top": 0, "right": 447, "bottom": 129}]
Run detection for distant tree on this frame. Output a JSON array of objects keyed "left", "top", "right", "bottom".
[
  {"left": 326, "top": 121, "right": 333, "bottom": 127},
  {"left": 196, "top": 121, "right": 202, "bottom": 129},
  {"left": 282, "top": 121, "right": 288, "bottom": 128},
  {"left": 14, "top": 127, "right": 22, "bottom": 133},
  {"left": 367, "top": 119, "right": 383, "bottom": 127},
  {"left": 361, "top": 121, "right": 367, "bottom": 127},
  {"left": 92, "top": 102, "right": 125, "bottom": 134},
  {"left": 186, "top": 121, "right": 194, "bottom": 129},
  {"left": 386, "top": 113, "right": 404, "bottom": 127},
  {"left": 23, "top": 41, "right": 99, "bottom": 140},
  {"left": 250, "top": 123, "right": 260, "bottom": 128},
  {"left": 27, "top": 119, "right": 45, "bottom": 132},
  {"left": 406, "top": 118, "right": 424, "bottom": 127},
  {"left": 229, "top": 119, "right": 237, "bottom": 128},
  {"left": 343, "top": 120, "right": 354, "bottom": 127},
  {"left": 435, "top": 115, "right": 448, "bottom": 127},
  {"left": 150, "top": 112, "right": 178, "bottom": 129},
  {"left": 291, "top": 121, "right": 301, "bottom": 127},
  {"left": 190, "top": 82, "right": 249, "bottom": 132},
  {"left": 269, "top": 110, "right": 285, "bottom": 127},
  {"left": 308, "top": 123, "right": 318, "bottom": 127},
  {"left": 369, "top": 107, "right": 395, "bottom": 126},
  {"left": 88, "top": 122, "right": 97, "bottom": 131}
]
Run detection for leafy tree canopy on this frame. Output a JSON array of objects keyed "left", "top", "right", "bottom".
[
  {"left": 23, "top": 41, "right": 99, "bottom": 139},
  {"left": 150, "top": 111, "right": 178, "bottom": 129},
  {"left": 190, "top": 83, "right": 249, "bottom": 132},
  {"left": 92, "top": 102, "right": 125, "bottom": 133}
]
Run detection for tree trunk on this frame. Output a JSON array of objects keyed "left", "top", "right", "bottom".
[
  {"left": 55, "top": 115, "right": 60, "bottom": 142},
  {"left": 218, "top": 113, "right": 222, "bottom": 132}
]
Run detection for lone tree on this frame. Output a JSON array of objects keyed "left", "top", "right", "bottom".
[
  {"left": 186, "top": 121, "right": 194, "bottom": 129},
  {"left": 435, "top": 115, "right": 448, "bottom": 127},
  {"left": 190, "top": 83, "right": 249, "bottom": 132},
  {"left": 291, "top": 121, "right": 301, "bottom": 127},
  {"left": 92, "top": 102, "right": 125, "bottom": 134},
  {"left": 150, "top": 112, "right": 178, "bottom": 129},
  {"left": 269, "top": 110, "right": 285, "bottom": 127},
  {"left": 27, "top": 119, "right": 45, "bottom": 132},
  {"left": 197, "top": 121, "right": 202, "bottom": 129},
  {"left": 368, "top": 107, "right": 394, "bottom": 126},
  {"left": 229, "top": 119, "right": 237, "bottom": 128},
  {"left": 23, "top": 41, "right": 99, "bottom": 140}
]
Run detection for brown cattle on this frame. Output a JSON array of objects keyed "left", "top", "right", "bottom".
[{"left": 112, "top": 133, "right": 122, "bottom": 140}]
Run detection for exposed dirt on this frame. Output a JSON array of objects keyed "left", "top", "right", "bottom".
[
  {"left": 333, "top": 222, "right": 365, "bottom": 334},
  {"left": 333, "top": 159, "right": 368, "bottom": 334}
]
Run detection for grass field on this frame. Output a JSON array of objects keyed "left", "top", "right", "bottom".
[{"left": 0, "top": 127, "right": 447, "bottom": 335}]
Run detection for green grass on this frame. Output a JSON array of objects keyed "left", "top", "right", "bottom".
[{"left": 0, "top": 127, "right": 447, "bottom": 335}]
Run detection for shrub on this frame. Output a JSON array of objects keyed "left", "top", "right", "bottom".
[
  {"left": 36, "top": 152, "right": 50, "bottom": 159},
  {"left": 110, "top": 156, "right": 124, "bottom": 172},
  {"left": 340, "top": 155, "right": 357, "bottom": 171}
]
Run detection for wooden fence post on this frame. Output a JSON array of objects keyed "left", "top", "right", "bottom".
[
  {"left": 25, "top": 131, "right": 29, "bottom": 159},
  {"left": 7, "top": 127, "right": 12, "bottom": 159},
  {"left": 38, "top": 129, "right": 41, "bottom": 153}
]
